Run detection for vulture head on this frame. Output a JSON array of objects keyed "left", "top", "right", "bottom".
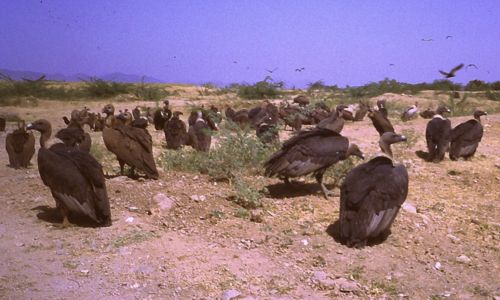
[
  {"left": 473, "top": 110, "right": 487, "bottom": 121},
  {"left": 163, "top": 100, "right": 170, "bottom": 106},
  {"left": 55, "top": 127, "right": 85, "bottom": 147},
  {"left": 102, "top": 104, "right": 115, "bottom": 116},
  {"left": 347, "top": 144, "right": 364, "bottom": 160},
  {"left": 435, "top": 106, "right": 451, "bottom": 116},
  {"left": 379, "top": 132, "right": 407, "bottom": 158},
  {"left": 27, "top": 119, "right": 52, "bottom": 147},
  {"left": 173, "top": 111, "right": 183, "bottom": 118},
  {"left": 377, "top": 99, "right": 386, "bottom": 109}
]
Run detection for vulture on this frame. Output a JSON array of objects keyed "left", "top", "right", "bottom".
[
  {"left": 256, "top": 118, "right": 279, "bottom": 144},
  {"left": 376, "top": 99, "right": 388, "bottom": 118},
  {"left": 187, "top": 111, "right": 216, "bottom": 152},
  {"left": 264, "top": 127, "right": 364, "bottom": 198},
  {"left": 132, "top": 106, "right": 141, "bottom": 120},
  {"left": 279, "top": 104, "right": 305, "bottom": 131},
  {"left": 225, "top": 107, "right": 251, "bottom": 127},
  {"left": 353, "top": 102, "right": 369, "bottom": 121},
  {"left": 153, "top": 102, "right": 172, "bottom": 130},
  {"left": 425, "top": 106, "right": 451, "bottom": 162},
  {"left": 6, "top": 121, "right": 35, "bottom": 169},
  {"left": 164, "top": 111, "right": 188, "bottom": 150},
  {"left": 449, "top": 110, "right": 487, "bottom": 161},
  {"left": 341, "top": 105, "right": 355, "bottom": 121},
  {"left": 401, "top": 103, "right": 419, "bottom": 121},
  {"left": 0, "top": 117, "right": 6, "bottom": 131},
  {"left": 63, "top": 115, "right": 92, "bottom": 153},
  {"left": 317, "top": 105, "right": 347, "bottom": 134},
  {"left": 439, "top": 63, "right": 464, "bottom": 78},
  {"left": 368, "top": 104, "right": 394, "bottom": 136},
  {"left": 339, "top": 132, "right": 408, "bottom": 248},
  {"left": 419, "top": 108, "right": 435, "bottom": 119},
  {"left": 293, "top": 95, "right": 310, "bottom": 107},
  {"left": 102, "top": 104, "right": 116, "bottom": 128},
  {"left": 26, "top": 119, "right": 111, "bottom": 227},
  {"left": 102, "top": 105, "right": 159, "bottom": 179}
]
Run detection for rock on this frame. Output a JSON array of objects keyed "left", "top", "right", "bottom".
[
  {"left": 152, "top": 193, "right": 174, "bottom": 211},
  {"left": 456, "top": 255, "right": 471, "bottom": 264},
  {"left": 125, "top": 217, "right": 134, "bottom": 223},
  {"left": 220, "top": 289, "right": 241, "bottom": 300},
  {"left": 311, "top": 271, "right": 328, "bottom": 282},
  {"left": 434, "top": 261, "right": 442, "bottom": 270},
  {"left": 191, "top": 195, "right": 206, "bottom": 202},
  {"left": 447, "top": 234, "right": 460, "bottom": 243},
  {"left": 301, "top": 239, "right": 309, "bottom": 246},
  {"left": 15, "top": 242, "right": 25, "bottom": 247},
  {"left": 250, "top": 209, "right": 264, "bottom": 223},
  {"left": 311, "top": 271, "right": 337, "bottom": 289},
  {"left": 332, "top": 277, "right": 360, "bottom": 293},
  {"left": 402, "top": 202, "right": 417, "bottom": 214}
]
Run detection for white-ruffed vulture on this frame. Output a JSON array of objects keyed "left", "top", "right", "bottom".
[{"left": 164, "top": 111, "right": 188, "bottom": 150}]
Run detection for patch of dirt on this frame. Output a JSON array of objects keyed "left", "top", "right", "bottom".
[{"left": 0, "top": 97, "right": 499, "bottom": 299}]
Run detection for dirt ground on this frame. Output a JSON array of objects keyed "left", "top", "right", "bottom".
[{"left": 0, "top": 97, "right": 499, "bottom": 299}]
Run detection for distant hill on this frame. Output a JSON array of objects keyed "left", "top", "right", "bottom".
[{"left": 0, "top": 68, "right": 165, "bottom": 83}]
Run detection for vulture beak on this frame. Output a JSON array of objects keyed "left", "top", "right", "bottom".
[
  {"left": 26, "top": 123, "right": 34, "bottom": 130},
  {"left": 400, "top": 135, "right": 407, "bottom": 142}
]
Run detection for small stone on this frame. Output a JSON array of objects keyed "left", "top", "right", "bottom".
[
  {"left": 301, "top": 239, "right": 309, "bottom": 246},
  {"left": 402, "top": 202, "right": 417, "bottom": 214},
  {"left": 15, "top": 242, "right": 25, "bottom": 247},
  {"left": 250, "top": 209, "right": 264, "bottom": 223},
  {"left": 125, "top": 217, "right": 134, "bottom": 223},
  {"left": 332, "top": 277, "right": 360, "bottom": 293},
  {"left": 446, "top": 234, "right": 460, "bottom": 243},
  {"left": 191, "top": 195, "right": 205, "bottom": 202},
  {"left": 456, "top": 255, "right": 471, "bottom": 264},
  {"left": 80, "top": 269, "right": 89, "bottom": 276},
  {"left": 127, "top": 206, "right": 139, "bottom": 212},
  {"left": 434, "top": 262, "right": 442, "bottom": 270},
  {"left": 153, "top": 193, "right": 174, "bottom": 211},
  {"left": 220, "top": 289, "right": 241, "bottom": 300},
  {"left": 311, "top": 271, "right": 328, "bottom": 282}
]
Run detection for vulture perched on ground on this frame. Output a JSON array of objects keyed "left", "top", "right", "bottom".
[
  {"left": 153, "top": 101, "right": 172, "bottom": 130},
  {"left": 225, "top": 107, "right": 251, "bottom": 128},
  {"left": 6, "top": 121, "right": 35, "bottom": 169},
  {"left": 368, "top": 104, "right": 394, "bottom": 136},
  {"left": 376, "top": 99, "right": 389, "bottom": 118},
  {"left": 341, "top": 105, "right": 355, "bottom": 121},
  {"left": 264, "top": 127, "right": 364, "bottom": 198},
  {"left": 425, "top": 106, "right": 451, "bottom": 163},
  {"left": 449, "top": 110, "right": 487, "bottom": 161},
  {"left": 63, "top": 114, "right": 92, "bottom": 153},
  {"left": 339, "top": 132, "right": 408, "bottom": 248},
  {"left": 102, "top": 105, "right": 159, "bottom": 179},
  {"left": 354, "top": 102, "right": 369, "bottom": 121},
  {"left": 164, "top": 111, "right": 188, "bottom": 150},
  {"left": 401, "top": 103, "right": 419, "bottom": 121},
  {"left": 187, "top": 111, "right": 216, "bottom": 152},
  {"left": 316, "top": 105, "right": 347, "bottom": 133},
  {"left": 27, "top": 119, "right": 111, "bottom": 227},
  {"left": 419, "top": 108, "right": 435, "bottom": 119},
  {"left": 132, "top": 106, "right": 141, "bottom": 120},
  {"left": 278, "top": 104, "right": 306, "bottom": 131},
  {"left": 0, "top": 117, "right": 6, "bottom": 131},
  {"left": 256, "top": 117, "right": 279, "bottom": 144},
  {"left": 293, "top": 95, "right": 310, "bottom": 107}
]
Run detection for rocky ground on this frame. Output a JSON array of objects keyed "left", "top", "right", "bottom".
[{"left": 0, "top": 97, "right": 499, "bottom": 299}]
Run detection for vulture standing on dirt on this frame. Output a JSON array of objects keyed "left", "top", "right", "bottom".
[
  {"left": 102, "top": 104, "right": 159, "bottom": 179},
  {"left": 293, "top": 95, "right": 310, "bottom": 107},
  {"left": 419, "top": 108, "right": 435, "bottom": 119},
  {"left": 256, "top": 117, "right": 279, "bottom": 144},
  {"left": 425, "top": 106, "right": 451, "bottom": 163},
  {"left": 187, "top": 111, "right": 216, "bottom": 152},
  {"left": 132, "top": 106, "right": 141, "bottom": 120},
  {"left": 225, "top": 107, "right": 251, "bottom": 127},
  {"left": 27, "top": 119, "right": 112, "bottom": 227},
  {"left": 449, "top": 110, "right": 487, "bottom": 161},
  {"left": 6, "top": 121, "right": 35, "bottom": 169},
  {"left": 354, "top": 102, "right": 369, "bottom": 121},
  {"left": 264, "top": 128, "right": 364, "bottom": 198},
  {"left": 316, "top": 105, "right": 347, "bottom": 134},
  {"left": 339, "top": 132, "right": 408, "bottom": 248},
  {"left": 63, "top": 115, "right": 92, "bottom": 153},
  {"left": 0, "top": 117, "right": 5, "bottom": 131},
  {"left": 401, "top": 103, "right": 419, "bottom": 121},
  {"left": 368, "top": 102, "right": 394, "bottom": 136},
  {"left": 153, "top": 101, "right": 172, "bottom": 130},
  {"left": 164, "top": 111, "right": 188, "bottom": 150}
]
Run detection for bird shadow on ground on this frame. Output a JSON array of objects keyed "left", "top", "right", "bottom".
[
  {"left": 415, "top": 150, "right": 431, "bottom": 161},
  {"left": 266, "top": 182, "right": 336, "bottom": 199},
  {"left": 31, "top": 205, "right": 99, "bottom": 228},
  {"left": 326, "top": 220, "right": 391, "bottom": 248}
]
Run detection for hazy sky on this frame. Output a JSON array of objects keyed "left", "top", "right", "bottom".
[{"left": 1, "top": 0, "right": 499, "bottom": 87}]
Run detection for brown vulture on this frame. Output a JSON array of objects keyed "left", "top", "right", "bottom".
[
  {"left": 27, "top": 119, "right": 111, "bottom": 227},
  {"left": 425, "top": 106, "right": 451, "bottom": 162},
  {"left": 449, "top": 110, "right": 487, "bottom": 160},
  {"left": 264, "top": 127, "right": 364, "bottom": 198},
  {"left": 164, "top": 111, "right": 188, "bottom": 150},
  {"left": 187, "top": 111, "right": 216, "bottom": 152},
  {"left": 6, "top": 121, "right": 35, "bottom": 169},
  {"left": 339, "top": 132, "right": 408, "bottom": 248},
  {"left": 401, "top": 103, "right": 419, "bottom": 121}
]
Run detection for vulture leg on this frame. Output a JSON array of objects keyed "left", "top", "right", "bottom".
[
  {"left": 281, "top": 176, "right": 291, "bottom": 185},
  {"left": 118, "top": 159, "right": 125, "bottom": 176},
  {"left": 315, "top": 171, "right": 333, "bottom": 199}
]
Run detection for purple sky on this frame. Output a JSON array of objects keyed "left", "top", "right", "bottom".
[{"left": 1, "top": 0, "right": 499, "bottom": 87}]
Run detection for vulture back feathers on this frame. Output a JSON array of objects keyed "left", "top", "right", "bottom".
[
  {"left": 164, "top": 111, "right": 188, "bottom": 149},
  {"left": 425, "top": 106, "right": 451, "bottom": 162},
  {"left": 449, "top": 110, "right": 487, "bottom": 160}
]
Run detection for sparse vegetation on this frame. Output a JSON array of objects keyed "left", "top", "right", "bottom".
[{"left": 236, "top": 79, "right": 283, "bottom": 99}]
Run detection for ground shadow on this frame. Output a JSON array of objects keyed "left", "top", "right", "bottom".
[
  {"left": 326, "top": 219, "right": 391, "bottom": 248},
  {"left": 415, "top": 150, "right": 430, "bottom": 161},
  {"left": 266, "top": 181, "right": 337, "bottom": 199},
  {"left": 31, "top": 205, "right": 100, "bottom": 228}
]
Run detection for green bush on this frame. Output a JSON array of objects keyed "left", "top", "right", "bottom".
[
  {"left": 83, "top": 77, "right": 132, "bottom": 97},
  {"left": 237, "top": 80, "right": 282, "bottom": 100}
]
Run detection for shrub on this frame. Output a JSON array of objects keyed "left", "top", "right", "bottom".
[
  {"left": 83, "top": 77, "right": 132, "bottom": 97},
  {"left": 237, "top": 80, "right": 282, "bottom": 100}
]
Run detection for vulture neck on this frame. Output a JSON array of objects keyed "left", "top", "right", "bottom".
[
  {"left": 378, "top": 140, "right": 393, "bottom": 159},
  {"left": 474, "top": 115, "right": 482, "bottom": 123},
  {"left": 433, "top": 114, "right": 445, "bottom": 120},
  {"left": 39, "top": 128, "right": 52, "bottom": 149}
]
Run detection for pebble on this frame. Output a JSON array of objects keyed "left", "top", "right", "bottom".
[
  {"left": 434, "top": 262, "right": 442, "bottom": 270},
  {"left": 332, "top": 277, "right": 360, "bottom": 293},
  {"left": 402, "top": 202, "right": 417, "bottom": 214},
  {"left": 152, "top": 193, "right": 174, "bottom": 211},
  {"left": 15, "top": 242, "right": 25, "bottom": 247},
  {"left": 301, "top": 239, "right": 309, "bottom": 246},
  {"left": 191, "top": 195, "right": 206, "bottom": 202},
  {"left": 125, "top": 217, "right": 134, "bottom": 223},
  {"left": 220, "top": 289, "right": 241, "bottom": 300},
  {"left": 446, "top": 234, "right": 460, "bottom": 243},
  {"left": 456, "top": 255, "right": 471, "bottom": 264}
]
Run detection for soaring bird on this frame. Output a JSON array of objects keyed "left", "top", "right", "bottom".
[
  {"left": 449, "top": 110, "right": 487, "bottom": 160},
  {"left": 439, "top": 63, "right": 464, "bottom": 78},
  {"left": 27, "top": 119, "right": 112, "bottom": 227},
  {"left": 421, "top": 38, "right": 433, "bottom": 42},
  {"left": 264, "top": 128, "right": 364, "bottom": 198},
  {"left": 466, "top": 64, "right": 478, "bottom": 69},
  {"left": 339, "top": 132, "right": 408, "bottom": 248},
  {"left": 425, "top": 106, "right": 451, "bottom": 162},
  {"left": 265, "top": 68, "right": 278, "bottom": 73}
]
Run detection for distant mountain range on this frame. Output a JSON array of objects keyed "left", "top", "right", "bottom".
[{"left": 0, "top": 68, "right": 165, "bottom": 83}]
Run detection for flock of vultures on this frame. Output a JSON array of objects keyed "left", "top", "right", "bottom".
[{"left": 1, "top": 95, "right": 487, "bottom": 248}]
